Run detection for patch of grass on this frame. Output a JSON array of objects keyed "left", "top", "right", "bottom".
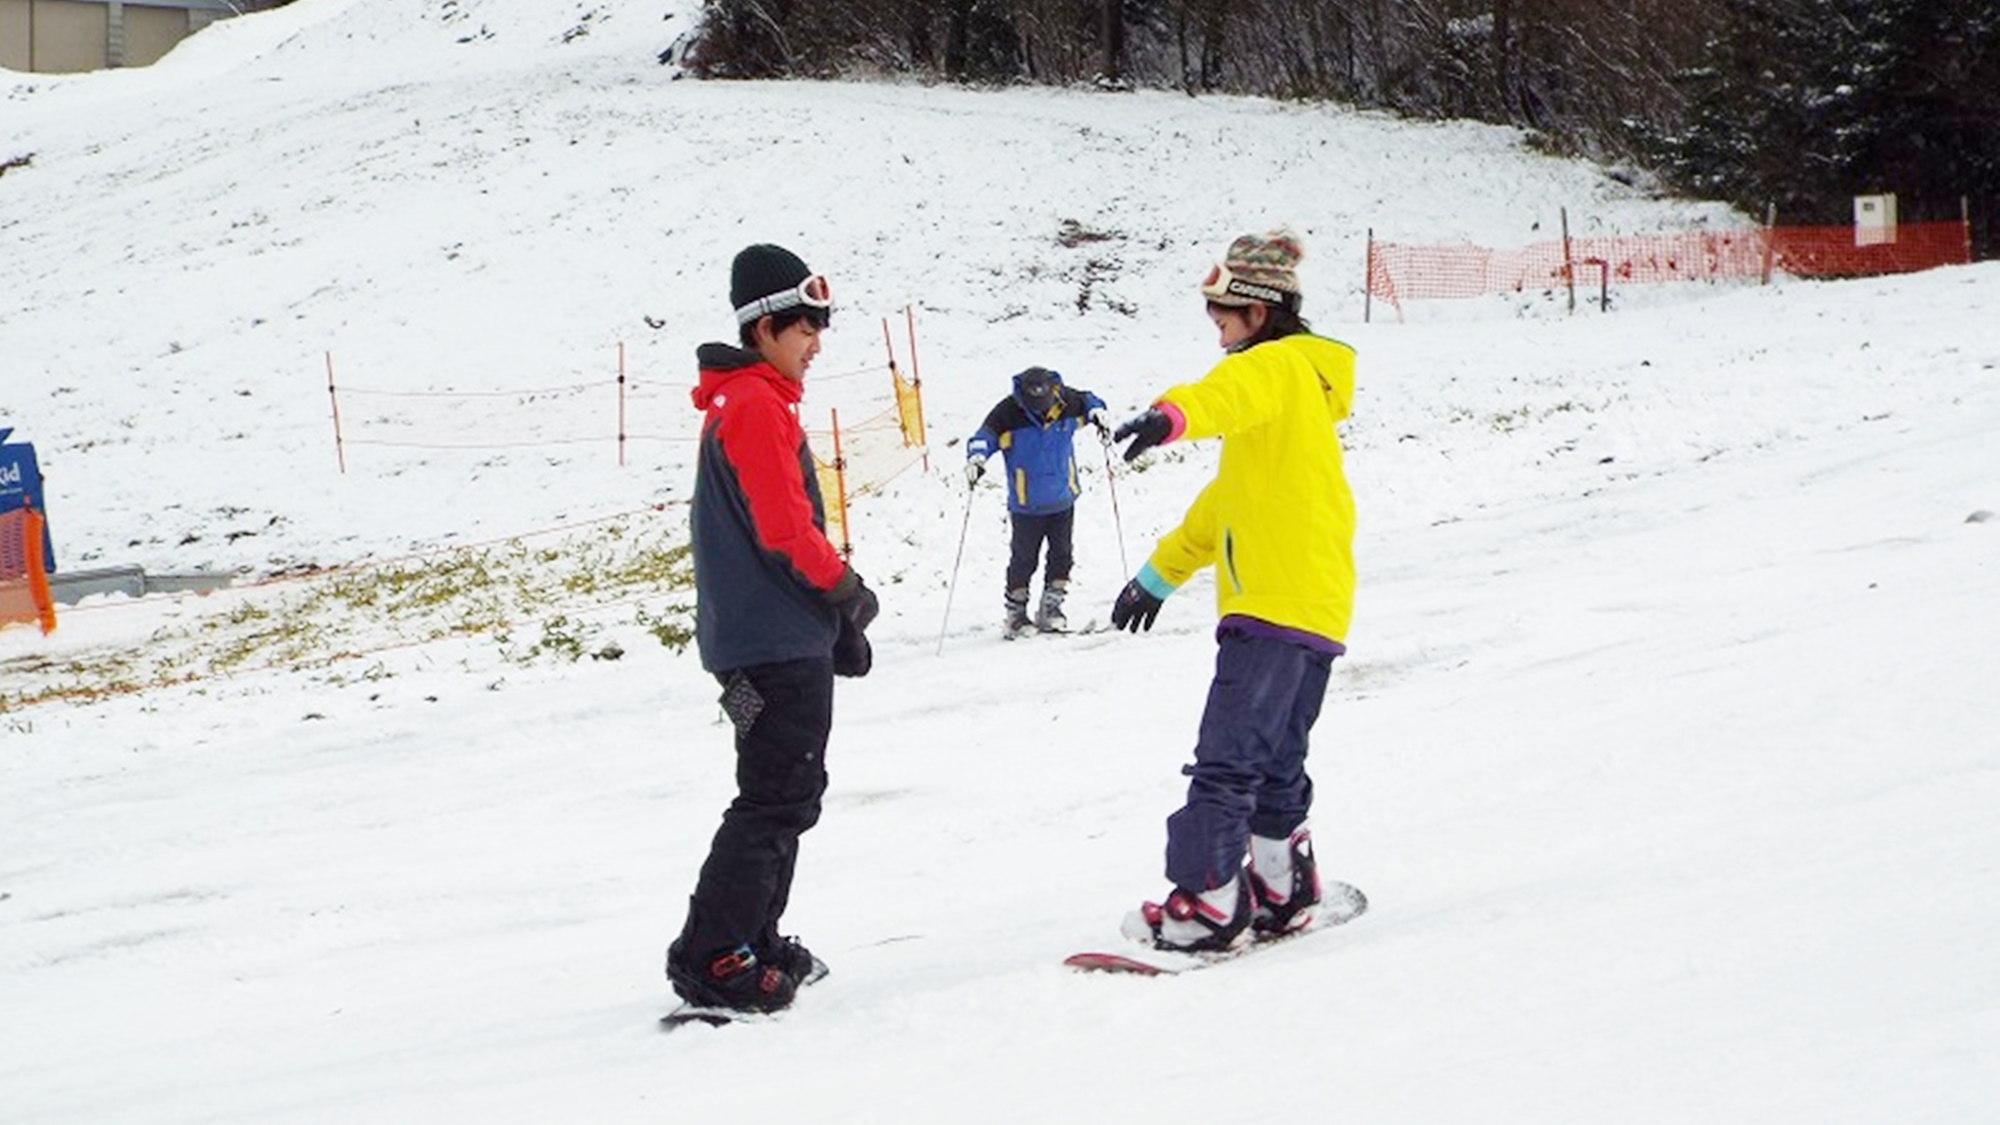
[{"left": 0, "top": 516, "right": 698, "bottom": 712}]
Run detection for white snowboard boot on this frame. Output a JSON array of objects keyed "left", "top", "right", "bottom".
[
  {"left": 1120, "top": 875, "right": 1253, "bottom": 953},
  {"left": 1247, "top": 828, "right": 1322, "bottom": 935}
]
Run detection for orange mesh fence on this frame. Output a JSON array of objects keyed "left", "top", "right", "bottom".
[
  {"left": 812, "top": 449, "right": 852, "bottom": 559},
  {"left": 0, "top": 505, "right": 57, "bottom": 634},
  {"left": 807, "top": 392, "right": 931, "bottom": 557},
  {"left": 1368, "top": 221, "right": 1971, "bottom": 316},
  {"left": 1767, "top": 221, "right": 1972, "bottom": 278}
]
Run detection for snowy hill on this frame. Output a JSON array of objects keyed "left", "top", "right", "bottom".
[{"left": 4, "top": 1, "right": 1998, "bottom": 1122}]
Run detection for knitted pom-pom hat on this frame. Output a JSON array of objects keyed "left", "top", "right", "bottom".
[{"left": 1199, "top": 227, "right": 1304, "bottom": 310}]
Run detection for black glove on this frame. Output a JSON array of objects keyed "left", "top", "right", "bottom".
[
  {"left": 1114, "top": 408, "right": 1172, "bottom": 463},
  {"left": 829, "top": 574, "right": 878, "bottom": 677},
  {"left": 846, "top": 584, "right": 880, "bottom": 631},
  {"left": 1109, "top": 578, "right": 1165, "bottom": 633},
  {"left": 833, "top": 613, "right": 873, "bottom": 677},
  {"left": 828, "top": 571, "right": 880, "bottom": 631}
]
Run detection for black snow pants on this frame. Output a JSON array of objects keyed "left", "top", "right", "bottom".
[
  {"left": 1005, "top": 506, "right": 1075, "bottom": 591},
  {"left": 676, "top": 656, "right": 835, "bottom": 962}
]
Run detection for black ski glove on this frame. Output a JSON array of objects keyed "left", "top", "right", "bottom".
[
  {"left": 833, "top": 614, "right": 873, "bottom": 677},
  {"left": 1114, "top": 408, "right": 1172, "bottom": 463},
  {"left": 846, "top": 580, "right": 881, "bottom": 632},
  {"left": 830, "top": 573, "right": 878, "bottom": 678},
  {"left": 1109, "top": 578, "right": 1165, "bottom": 633},
  {"left": 827, "top": 570, "right": 880, "bottom": 631}
]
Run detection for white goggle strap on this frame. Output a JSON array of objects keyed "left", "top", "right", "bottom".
[
  {"left": 734, "top": 276, "right": 831, "bottom": 326},
  {"left": 734, "top": 289, "right": 803, "bottom": 325}
]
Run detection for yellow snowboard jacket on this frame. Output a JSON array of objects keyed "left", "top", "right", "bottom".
[{"left": 1145, "top": 332, "right": 1357, "bottom": 645}]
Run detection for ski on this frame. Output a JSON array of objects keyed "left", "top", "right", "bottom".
[
  {"left": 1001, "top": 618, "right": 1110, "bottom": 640},
  {"left": 1064, "top": 880, "right": 1368, "bottom": 976}
]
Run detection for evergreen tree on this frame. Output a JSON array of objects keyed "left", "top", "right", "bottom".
[{"left": 1666, "top": 0, "right": 1997, "bottom": 245}]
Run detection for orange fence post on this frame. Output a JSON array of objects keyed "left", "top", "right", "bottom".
[
  {"left": 827, "top": 409, "right": 852, "bottom": 559},
  {"left": 904, "top": 307, "right": 929, "bottom": 472}
]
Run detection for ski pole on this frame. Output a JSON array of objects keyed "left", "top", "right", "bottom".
[
  {"left": 1101, "top": 436, "right": 1130, "bottom": 579},
  {"left": 937, "top": 479, "right": 977, "bottom": 655}
]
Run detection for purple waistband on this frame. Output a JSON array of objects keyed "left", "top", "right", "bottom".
[{"left": 1217, "top": 615, "right": 1346, "bottom": 658}]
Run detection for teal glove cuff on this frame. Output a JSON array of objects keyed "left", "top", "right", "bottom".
[{"left": 1135, "top": 563, "right": 1177, "bottom": 600}]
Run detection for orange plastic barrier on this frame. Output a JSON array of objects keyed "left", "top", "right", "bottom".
[
  {"left": 1368, "top": 220, "right": 1972, "bottom": 317},
  {"left": 1767, "top": 221, "right": 1972, "bottom": 278},
  {"left": 0, "top": 504, "right": 57, "bottom": 634}
]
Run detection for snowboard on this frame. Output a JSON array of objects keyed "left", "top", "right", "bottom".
[
  {"left": 660, "top": 1005, "right": 775, "bottom": 1029},
  {"left": 1064, "top": 880, "right": 1368, "bottom": 976},
  {"left": 659, "top": 954, "right": 829, "bottom": 1030}
]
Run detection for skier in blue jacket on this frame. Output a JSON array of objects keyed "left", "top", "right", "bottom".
[{"left": 964, "top": 367, "right": 1109, "bottom": 637}]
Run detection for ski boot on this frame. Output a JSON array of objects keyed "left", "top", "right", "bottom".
[
  {"left": 1120, "top": 875, "right": 1253, "bottom": 953},
  {"left": 1003, "top": 587, "right": 1035, "bottom": 640},
  {"left": 1035, "top": 579, "right": 1070, "bottom": 633},
  {"left": 1247, "top": 828, "right": 1322, "bottom": 935}
]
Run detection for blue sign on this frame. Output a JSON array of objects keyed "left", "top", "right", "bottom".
[{"left": 0, "top": 427, "right": 57, "bottom": 571}]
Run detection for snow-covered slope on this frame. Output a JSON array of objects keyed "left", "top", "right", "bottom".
[{"left": 4, "top": 2, "right": 1996, "bottom": 1122}]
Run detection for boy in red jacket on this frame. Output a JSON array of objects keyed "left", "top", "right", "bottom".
[{"left": 666, "top": 244, "right": 878, "bottom": 1014}]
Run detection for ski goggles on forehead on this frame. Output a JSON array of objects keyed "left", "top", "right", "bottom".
[
  {"left": 734, "top": 274, "right": 834, "bottom": 325},
  {"left": 1199, "top": 263, "right": 1299, "bottom": 310}
]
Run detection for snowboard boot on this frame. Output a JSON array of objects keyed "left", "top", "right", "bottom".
[
  {"left": 1121, "top": 874, "right": 1253, "bottom": 953},
  {"left": 666, "top": 940, "right": 797, "bottom": 1013},
  {"left": 1035, "top": 579, "right": 1070, "bottom": 633},
  {"left": 1248, "top": 828, "right": 1323, "bottom": 935},
  {"left": 1003, "top": 587, "right": 1034, "bottom": 639},
  {"left": 758, "top": 933, "right": 829, "bottom": 988}
]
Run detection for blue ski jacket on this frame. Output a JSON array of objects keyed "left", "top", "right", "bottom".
[{"left": 966, "top": 370, "right": 1107, "bottom": 516}]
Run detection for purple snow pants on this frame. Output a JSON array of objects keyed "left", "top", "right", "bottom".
[{"left": 1164, "top": 625, "right": 1336, "bottom": 892}]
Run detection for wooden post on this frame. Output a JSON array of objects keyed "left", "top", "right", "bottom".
[
  {"left": 325, "top": 351, "right": 346, "bottom": 475},
  {"left": 1561, "top": 207, "right": 1575, "bottom": 315},
  {"left": 616, "top": 341, "right": 627, "bottom": 467},
  {"left": 1363, "top": 228, "right": 1374, "bottom": 324},
  {"left": 1761, "top": 203, "right": 1777, "bottom": 285}
]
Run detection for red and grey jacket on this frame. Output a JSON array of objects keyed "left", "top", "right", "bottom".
[{"left": 688, "top": 343, "right": 859, "bottom": 673}]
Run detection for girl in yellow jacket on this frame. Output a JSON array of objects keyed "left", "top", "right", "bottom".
[{"left": 1108, "top": 227, "right": 1361, "bottom": 952}]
